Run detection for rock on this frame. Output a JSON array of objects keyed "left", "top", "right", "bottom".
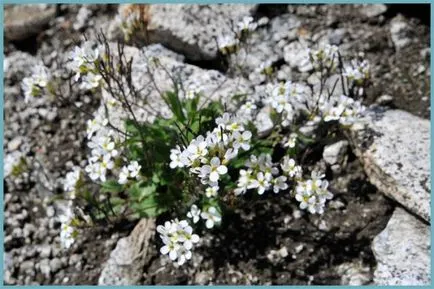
[
  {"left": 4, "top": 51, "right": 40, "bottom": 83},
  {"left": 39, "top": 258, "right": 51, "bottom": 278},
  {"left": 73, "top": 5, "right": 92, "bottom": 31},
  {"left": 49, "top": 258, "right": 63, "bottom": 273},
  {"left": 4, "top": 4, "right": 57, "bottom": 41},
  {"left": 109, "top": 4, "right": 257, "bottom": 60},
  {"left": 372, "top": 207, "right": 430, "bottom": 285},
  {"left": 323, "top": 140, "right": 349, "bottom": 167},
  {"left": 267, "top": 246, "right": 288, "bottom": 265},
  {"left": 328, "top": 28, "right": 347, "bottom": 45},
  {"left": 390, "top": 16, "right": 412, "bottom": 51},
  {"left": 375, "top": 94, "right": 394, "bottom": 105},
  {"left": 359, "top": 4, "right": 387, "bottom": 18},
  {"left": 7, "top": 137, "right": 22, "bottom": 152},
  {"left": 38, "top": 244, "right": 52, "bottom": 258},
  {"left": 283, "top": 40, "right": 312, "bottom": 72},
  {"left": 337, "top": 260, "right": 372, "bottom": 285},
  {"left": 19, "top": 260, "right": 35, "bottom": 274},
  {"left": 349, "top": 108, "right": 430, "bottom": 222},
  {"left": 239, "top": 14, "right": 301, "bottom": 83},
  {"left": 98, "top": 218, "right": 156, "bottom": 285}
]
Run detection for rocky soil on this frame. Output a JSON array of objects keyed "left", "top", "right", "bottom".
[{"left": 3, "top": 4, "right": 430, "bottom": 285}]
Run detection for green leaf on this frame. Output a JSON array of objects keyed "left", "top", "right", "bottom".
[
  {"left": 101, "top": 180, "right": 124, "bottom": 194},
  {"left": 164, "top": 91, "right": 186, "bottom": 123},
  {"left": 128, "top": 182, "right": 157, "bottom": 202}
]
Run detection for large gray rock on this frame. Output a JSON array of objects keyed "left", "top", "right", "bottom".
[
  {"left": 349, "top": 108, "right": 430, "bottom": 222},
  {"left": 372, "top": 207, "right": 430, "bottom": 285},
  {"left": 98, "top": 218, "right": 156, "bottom": 285},
  {"left": 109, "top": 4, "right": 257, "bottom": 60},
  {"left": 5, "top": 4, "right": 56, "bottom": 41},
  {"left": 389, "top": 15, "right": 412, "bottom": 51}
]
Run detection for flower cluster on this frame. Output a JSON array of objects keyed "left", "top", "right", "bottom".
[
  {"left": 307, "top": 45, "right": 339, "bottom": 72},
  {"left": 58, "top": 203, "right": 78, "bottom": 249},
  {"left": 295, "top": 171, "right": 333, "bottom": 214},
  {"left": 170, "top": 113, "right": 252, "bottom": 189},
  {"left": 187, "top": 205, "right": 222, "bottom": 229},
  {"left": 218, "top": 16, "right": 258, "bottom": 55},
  {"left": 85, "top": 130, "right": 119, "bottom": 182},
  {"left": 264, "top": 81, "right": 307, "bottom": 126},
  {"left": 118, "top": 161, "right": 141, "bottom": 184},
  {"left": 344, "top": 59, "right": 370, "bottom": 85},
  {"left": 322, "top": 95, "right": 365, "bottom": 125},
  {"left": 235, "top": 154, "right": 281, "bottom": 195},
  {"left": 21, "top": 65, "right": 50, "bottom": 103},
  {"left": 157, "top": 219, "right": 200, "bottom": 266},
  {"left": 68, "top": 41, "right": 101, "bottom": 89}
]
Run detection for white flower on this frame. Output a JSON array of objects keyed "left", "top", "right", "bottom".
[
  {"left": 294, "top": 172, "right": 333, "bottom": 214},
  {"left": 201, "top": 207, "right": 222, "bottom": 229},
  {"left": 118, "top": 166, "right": 130, "bottom": 185},
  {"left": 307, "top": 44, "right": 339, "bottom": 72},
  {"left": 239, "top": 101, "right": 257, "bottom": 114},
  {"left": 85, "top": 154, "right": 113, "bottom": 182},
  {"left": 187, "top": 205, "right": 201, "bottom": 224},
  {"left": 284, "top": 133, "right": 297, "bottom": 148},
  {"left": 169, "top": 146, "right": 185, "bottom": 169},
  {"left": 248, "top": 172, "right": 272, "bottom": 195},
  {"left": 21, "top": 65, "right": 50, "bottom": 103},
  {"left": 232, "top": 130, "right": 252, "bottom": 151},
  {"left": 86, "top": 114, "right": 109, "bottom": 139},
  {"left": 187, "top": 139, "right": 208, "bottom": 161},
  {"left": 60, "top": 222, "right": 76, "bottom": 249},
  {"left": 59, "top": 209, "right": 76, "bottom": 249},
  {"left": 234, "top": 169, "right": 253, "bottom": 195},
  {"left": 217, "top": 34, "right": 239, "bottom": 55},
  {"left": 281, "top": 156, "right": 302, "bottom": 178},
  {"left": 88, "top": 133, "right": 118, "bottom": 158},
  {"left": 69, "top": 41, "right": 99, "bottom": 72},
  {"left": 200, "top": 157, "right": 228, "bottom": 183},
  {"left": 157, "top": 219, "right": 200, "bottom": 266},
  {"left": 237, "top": 16, "right": 257, "bottom": 33},
  {"left": 205, "top": 186, "right": 219, "bottom": 198},
  {"left": 80, "top": 72, "right": 102, "bottom": 90},
  {"left": 127, "top": 161, "right": 141, "bottom": 178},
  {"left": 272, "top": 175, "right": 288, "bottom": 193},
  {"left": 63, "top": 167, "right": 81, "bottom": 198},
  {"left": 31, "top": 65, "right": 50, "bottom": 87}
]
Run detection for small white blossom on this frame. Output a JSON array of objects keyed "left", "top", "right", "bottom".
[
  {"left": 205, "top": 186, "right": 219, "bottom": 198},
  {"left": 284, "top": 133, "right": 297, "bottom": 148},
  {"left": 281, "top": 156, "right": 303, "bottom": 178},
  {"left": 248, "top": 171, "right": 272, "bottom": 195},
  {"left": 127, "top": 161, "right": 141, "bottom": 178},
  {"left": 237, "top": 16, "right": 258, "bottom": 33},
  {"left": 86, "top": 114, "right": 109, "bottom": 139},
  {"left": 187, "top": 205, "right": 201, "bottom": 224},
  {"left": 272, "top": 175, "right": 288, "bottom": 193},
  {"left": 200, "top": 207, "right": 222, "bottom": 229},
  {"left": 63, "top": 167, "right": 81, "bottom": 199},
  {"left": 199, "top": 157, "right": 228, "bottom": 183},
  {"left": 217, "top": 34, "right": 239, "bottom": 55},
  {"left": 79, "top": 72, "right": 102, "bottom": 90}
]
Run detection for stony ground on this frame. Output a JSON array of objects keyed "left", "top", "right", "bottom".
[{"left": 3, "top": 4, "right": 430, "bottom": 285}]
